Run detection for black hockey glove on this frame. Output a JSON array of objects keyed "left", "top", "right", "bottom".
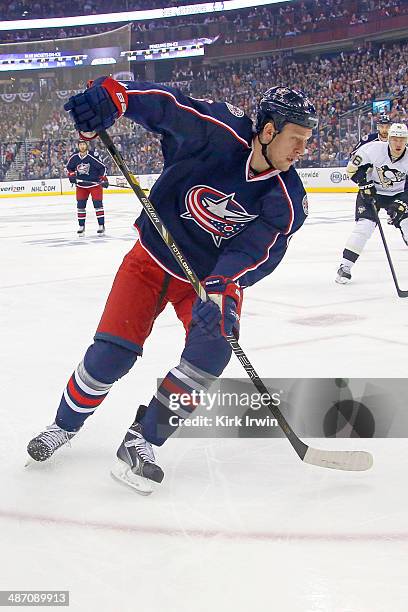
[
  {"left": 68, "top": 171, "right": 77, "bottom": 185},
  {"left": 387, "top": 199, "right": 408, "bottom": 227},
  {"left": 358, "top": 180, "right": 376, "bottom": 202},
  {"left": 99, "top": 176, "right": 109, "bottom": 189}
]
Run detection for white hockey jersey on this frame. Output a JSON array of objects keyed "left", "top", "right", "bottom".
[{"left": 348, "top": 140, "right": 408, "bottom": 196}]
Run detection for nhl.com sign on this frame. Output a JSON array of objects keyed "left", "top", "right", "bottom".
[{"left": 31, "top": 181, "right": 56, "bottom": 193}]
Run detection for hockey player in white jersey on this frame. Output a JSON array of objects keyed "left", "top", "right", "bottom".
[{"left": 336, "top": 122, "right": 408, "bottom": 284}]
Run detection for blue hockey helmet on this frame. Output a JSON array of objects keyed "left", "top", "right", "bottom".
[
  {"left": 255, "top": 86, "right": 318, "bottom": 133},
  {"left": 377, "top": 113, "right": 391, "bottom": 125}
]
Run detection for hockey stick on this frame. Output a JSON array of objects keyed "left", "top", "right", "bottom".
[
  {"left": 98, "top": 128, "right": 373, "bottom": 472},
  {"left": 72, "top": 179, "right": 131, "bottom": 189},
  {"left": 370, "top": 202, "right": 408, "bottom": 298}
]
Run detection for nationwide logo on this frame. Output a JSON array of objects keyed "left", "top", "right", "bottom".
[{"left": 182, "top": 185, "right": 257, "bottom": 247}]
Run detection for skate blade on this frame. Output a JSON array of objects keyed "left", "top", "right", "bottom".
[
  {"left": 335, "top": 276, "right": 351, "bottom": 285},
  {"left": 110, "top": 460, "right": 153, "bottom": 495}
]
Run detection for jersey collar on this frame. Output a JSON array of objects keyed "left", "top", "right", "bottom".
[{"left": 245, "top": 150, "right": 281, "bottom": 182}]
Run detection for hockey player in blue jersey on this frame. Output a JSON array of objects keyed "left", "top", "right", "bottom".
[
  {"left": 27, "top": 78, "right": 317, "bottom": 493},
  {"left": 350, "top": 113, "right": 391, "bottom": 153},
  {"left": 66, "top": 140, "right": 109, "bottom": 236}
]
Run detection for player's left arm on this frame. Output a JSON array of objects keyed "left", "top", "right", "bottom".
[{"left": 90, "top": 154, "right": 108, "bottom": 186}]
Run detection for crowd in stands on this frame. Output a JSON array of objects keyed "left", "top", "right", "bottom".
[
  {"left": 0, "top": 0, "right": 406, "bottom": 44},
  {"left": 0, "top": 97, "right": 39, "bottom": 179},
  {"left": 1, "top": 38, "right": 408, "bottom": 179}
]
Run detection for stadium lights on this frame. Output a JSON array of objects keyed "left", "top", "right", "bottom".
[{"left": 0, "top": 0, "right": 291, "bottom": 31}]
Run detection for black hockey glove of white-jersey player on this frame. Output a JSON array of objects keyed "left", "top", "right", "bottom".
[
  {"left": 388, "top": 198, "right": 408, "bottom": 226},
  {"left": 358, "top": 180, "right": 376, "bottom": 202},
  {"left": 192, "top": 276, "right": 243, "bottom": 339}
]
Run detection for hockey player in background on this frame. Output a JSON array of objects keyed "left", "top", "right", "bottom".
[
  {"left": 336, "top": 122, "right": 408, "bottom": 284},
  {"left": 27, "top": 78, "right": 317, "bottom": 494},
  {"left": 67, "top": 140, "right": 109, "bottom": 235},
  {"left": 350, "top": 113, "right": 391, "bottom": 153}
]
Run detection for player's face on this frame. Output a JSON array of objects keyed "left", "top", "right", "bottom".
[
  {"left": 389, "top": 136, "right": 407, "bottom": 157},
  {"left": 269, "top": 123, "right": 313, "bottom": 171},
  {"left": 377, "top": 124, "right": 390, "bottom": 139},
  {"left": 78, "top": 142, "right": 88, "bottom": 154}
]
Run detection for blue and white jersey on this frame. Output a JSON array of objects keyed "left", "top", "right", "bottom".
[
  {"left": 121, "top": 81, "right": 309, "bottom": 287},
  {"left": 66, "top": 150, "right": 106, "bottom": 187}
]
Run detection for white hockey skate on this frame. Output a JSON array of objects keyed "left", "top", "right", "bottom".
[
  {"left": 27, "top": 423, "right": 77, "bottom": 463},
  {"left": 77, "top": 226, "right": 85, "bottom": 236},
  {"left": 97, "top": 225, "right": 105, "bottom": 236},
  {"left": 335, "top": 264, "right": 352, "bottom": 284},
  {"left": 111, "top": 406, "right": 164, "bottom": 495}
]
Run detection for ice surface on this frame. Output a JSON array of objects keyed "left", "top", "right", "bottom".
[{"left": 1, "top": 193, "right": 407, "bottom": 612}]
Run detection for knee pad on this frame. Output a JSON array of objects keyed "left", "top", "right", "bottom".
[
  {"left": 182, "top": 324, "right": 232, "bottom": 377},
  {"left": 77, "top": 199, "right": 87, "bottom": 210},
  {"left": 354, "top": 218, "right": 377, "bottom": 240},
  {"left": 84, "top": 339, "right": 138, "bottom": 384},
  {"left": 399, "top": 217, "right": 408, "bottom": 239}
]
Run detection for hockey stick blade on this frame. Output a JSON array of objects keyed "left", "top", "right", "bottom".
[
  {"left": 97, "top": 129, "right": 374, "bottom": 472},
  {"left": 303, "top": 447, "right": 373, "bottom": 471}
]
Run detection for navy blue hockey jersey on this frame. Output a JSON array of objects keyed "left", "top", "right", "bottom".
[
  {"left": 66, "top": 151, "right": 106, "bottom": 187},
  {"left": 121, "top": 81, "right": 309, "bottom": 287},
  {"left": 351, "top": 132, "right": 384, "bottom": 154}
]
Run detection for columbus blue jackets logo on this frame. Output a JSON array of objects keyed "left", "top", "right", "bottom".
[
  {"left": 77, "top": 162, "right": 90, "bottom": 175},
  {"left": 181, "top": 185, "right": 257, "bottom": 247}
]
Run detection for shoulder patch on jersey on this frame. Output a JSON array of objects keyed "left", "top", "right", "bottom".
[
  {"left": 302, "top": 194, "right": 309, "bottom": 216},
  {"left": 362, "top": 135, "right": 368, "bottom": 141},
  {"left": 225, "top": 102, "right": 244, "bottom": 118}
]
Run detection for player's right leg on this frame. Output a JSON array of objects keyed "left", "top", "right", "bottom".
[
  {"left": 111, "top": 284, "right": 233, "bottom": 493},
  {"left": 76, "top": 186, "right": 89, "bottom": 235},
  {"left": 27, "top": 242, "right": 169, "bottom": 463},
  {"left": 336, "top": 193, "right": 377, "bottom": 284}
]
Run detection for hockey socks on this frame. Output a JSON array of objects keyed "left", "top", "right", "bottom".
[
  {"left": 56, "top": 360, "right": 112, "bottom": 431},
  {"left": 77, "top": 206, "right": 86, "bottom": 227},
  {"left": 94, "top": 202, "right": 105, "bottom": 226},
  {"left": 341, "top": 218, "right": 376, "bottom": 268},
  {"left": 138, "top": 359, "right": 216, "bottom": 446},
  {"left": 55, "top": 340, "right": 137, "bottom": 431}
]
